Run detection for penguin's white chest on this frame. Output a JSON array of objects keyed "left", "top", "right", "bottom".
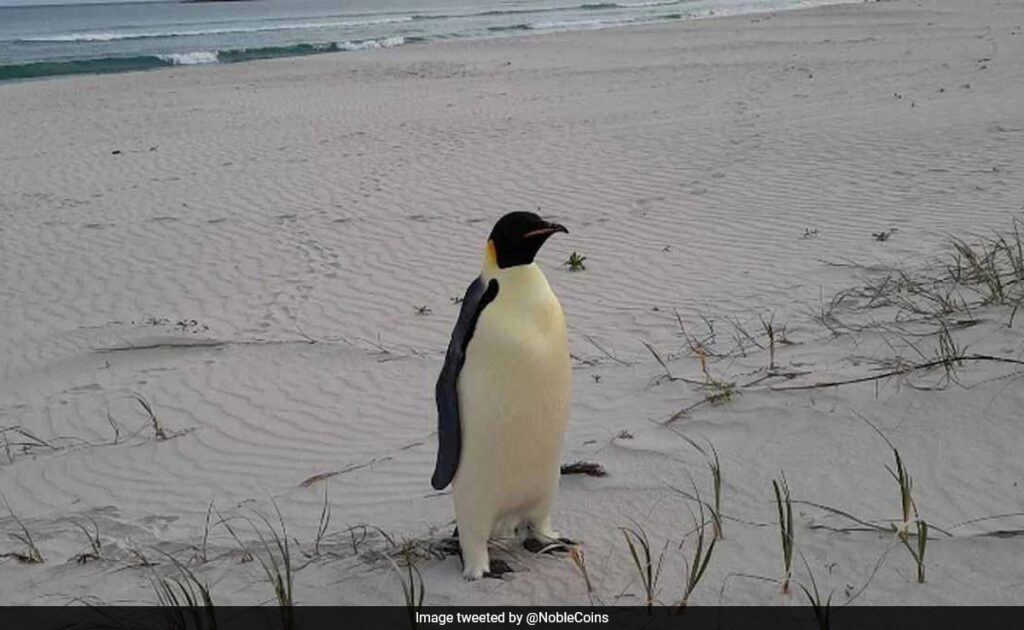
[{"left": 454, "top": 265, "right": 571, "bottom": 520}]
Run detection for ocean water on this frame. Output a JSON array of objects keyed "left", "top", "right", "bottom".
[{"left": 0, "top": 0, "right": 842, "bottom": 81}]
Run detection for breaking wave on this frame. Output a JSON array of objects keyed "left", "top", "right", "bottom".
[{"left": 0, "top": 37, "right": 411, "bottom": 81}]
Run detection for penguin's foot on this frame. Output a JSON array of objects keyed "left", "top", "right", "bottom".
[
  {"left": 462, "top": 555, "right": 488, "bottom": 580},
  {"left": 523, "top": 537, "right": 577, "bottom": 554},
  {"left": 437, "top": 536, "right": 461, "bottom": 557},
  {"left": 484, "top": 559, "right": 514, "bottom": 578},
  {"left": 459, "top": 531, "right": 491, "bottom": 580}
]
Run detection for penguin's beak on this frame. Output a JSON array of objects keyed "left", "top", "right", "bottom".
[{"left": 524, "top": 222, "right": 569, "bottom": 239}]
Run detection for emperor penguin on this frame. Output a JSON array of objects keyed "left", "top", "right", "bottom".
[{"left": 432, "top": 211, "right": 572, "bottom": 580}]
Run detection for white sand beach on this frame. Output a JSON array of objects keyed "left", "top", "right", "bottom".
[{"left": 1, "top": 0, "right": 1023, "bottom": 606}]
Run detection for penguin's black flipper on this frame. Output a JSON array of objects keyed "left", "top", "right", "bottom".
[{"left": 431, "top": 277, "right": 499, "bottom": 491}]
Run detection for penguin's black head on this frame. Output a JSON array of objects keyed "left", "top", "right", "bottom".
[{"left": 488, "top": 211, "right": 568, "bottom": 269}]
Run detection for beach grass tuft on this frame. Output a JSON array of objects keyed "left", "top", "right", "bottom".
[
  {"left": 798, "top": 554, "right": 833, "bottom": 630},
  {"left": 758, "top": 312, "right": 782, "bottom": 372},
  {"left": 219, "top": 501, "right": 294, "bottom": 627},
  {"left": 900, "top": 519, "right": 928, "bottom": 584},
  {"left": 885, "top": 447, "right": 928, "bottom": 583},
  {"left": 3, "top": 498, "right": 44, "bottom": 564},
  {"left": 71, "top": 517, "right": 103, "bottom": 564},
  {"left": 675, "top": 497, "right": 718, "bottom": 611},
  {"left": 674, "top": 434, "right": 724, "bottom": 540},
  {"left": 313, "top": 483, "right": 331, "bottom": 558},
  {"left": 772, "top": 476, "right": 794, "bottom": 594},
  {"left": 388, "top": 542, "right": 426, "bottom": 624},
  {"left": 152, "top": 552, "right": 218, "bottom": 629},
  {"left": 194, "top": 499, "right": 215, "bottom": 565},
  {"left": 620, "top": 521, "right": 666, "bottom": 612},
  {"left": 947, "top": 218, "right": 1024, "bottom": 319},
  {"left": 886, "top": 447, "right": 917, "bottom": 538}
]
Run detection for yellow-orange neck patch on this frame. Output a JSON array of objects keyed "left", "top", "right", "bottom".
[{"left": 483, "top": 239, "right": 498, "bottom": 271}]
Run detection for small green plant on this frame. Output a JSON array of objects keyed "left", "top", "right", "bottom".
[
  {"left": 255, "top": 511, "right": 294, "bottom": 620},
  {"left": 705, "top": 451, "right": 723, "bottom": 541},
  {"left": 798, "top": 555, "right": 833, "bottom": 630},
  {"left": 945, "top": 220, "right": 1024, "bottom": 325},
  {"left": 620, "top": 522, "right": 666, "bottom": 612},
  {"left": 760, "top": 313, "right": 778, "bottom": 371},
  {"left": 953, "top": 237, "right": 1004, "bottom": 303},
  {"left": 388, "top": 545, "right": 425, "bottom": 627},
  {"left": 194, "top": 500, "right": 214, "bottom": 564},
  {"left": 135, "top": 393, "right": 167, "bottom": 441},
  {"left": 2, "top": 499, "right": 43, "bottom": 564},
  {"left": 885, "top": 447, "right": 927, "bottom": 583},
  {"left": 675, "top": 434, "right": 723, "bottom": 540},
  {"left": 704, "top": 376, "right": 736, "bottom": 404},
  {"left": 900, "top": 520, "right": 928, "bottom": 584},
  {"left": 949, "top": 225, "right": 1024, "bottom": 304},
  {"left": 149, "top": 553, "right": 217, "bottom": 630},
  {"left": 151, "top": 552, "right": 218, "bottom": 630},
  {"left": 304, "top": 482, "right": 332, "bottom": 558},
  {"left": 772, "top": 476, "right": 794, "bottom": 594},
  {"left": 887, "top": 448, "right": 916, "bottom": 538},
  {"left": 71, "top": 517, "right": 102, "bottom": 564},
  {"left": 688, "top": 341, "right": 737, "bottom": 404},
  {"left": 675, "top": 499, "right": 717, "bottom": 610},
  {"left": 564, "top": 251, "right": 587, "bottom": 271},
  {"left": 313, "top": 483, "right": 329, "bottom": 557},
  {"left": 220, "top": 502, "right": 294, "bottom": 628}
]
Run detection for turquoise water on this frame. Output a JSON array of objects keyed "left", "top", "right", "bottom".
[{"left": 0, "top": 0, "right": 829, "bottom": 81}]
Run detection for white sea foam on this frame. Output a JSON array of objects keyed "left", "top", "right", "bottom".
[
  {"left": 532, "top": 18, "right": 615, "bottom": 31},
  {"left": 20, "top": 16, "right": 414, "bottom": 43},
  {"left": 338, "top": 36, "right": 406, "bottom": 51},
  {"left": 617, "top": 0, "right": 682, "bottom": 7},
  {"left": 156, "top": 51, "right": 220, "bottom": 65},
  {"left": 29, "top": 32, "right": 123, "bottom": 42}
]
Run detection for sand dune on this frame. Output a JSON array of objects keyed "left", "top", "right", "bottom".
[{"left": 1, "top": 0, "right": 1023, "bottom": 606}]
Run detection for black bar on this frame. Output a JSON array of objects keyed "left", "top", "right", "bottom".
[{"left": 1, "top": 606, "right": 1022, "bottom": 630}]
